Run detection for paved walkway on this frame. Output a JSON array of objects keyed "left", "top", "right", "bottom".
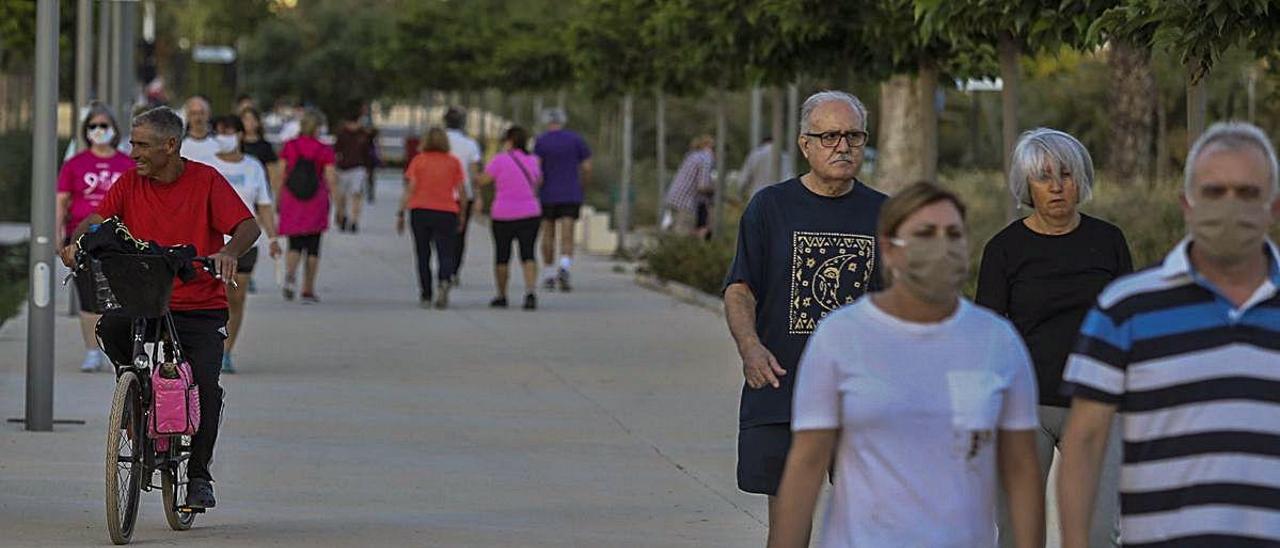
[{"left": 0, "top": 170, "right": 765, "bottom": 546}]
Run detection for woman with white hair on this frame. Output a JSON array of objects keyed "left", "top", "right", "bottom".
[{"left": 976, "top": 128, "right": 1131, "bottom": 547}]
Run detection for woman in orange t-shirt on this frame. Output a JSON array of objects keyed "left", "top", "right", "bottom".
[{"left": 398, "top": 127, "right": 465, "bottom": 308}]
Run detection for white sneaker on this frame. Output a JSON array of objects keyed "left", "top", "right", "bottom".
[{"left": 80, "top": 350, "right": 101, "bottom": 372}]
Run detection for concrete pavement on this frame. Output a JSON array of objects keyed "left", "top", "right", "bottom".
[{"left": 0, "top": 170, "right": 766, "bottom": 546}]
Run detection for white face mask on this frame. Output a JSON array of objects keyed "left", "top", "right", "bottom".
[
  {"left": 88, "top": 126, "right": 115, "bottom": 146},
  {"left": 215, "top": 134, "right": 240, "bottom": 154}
]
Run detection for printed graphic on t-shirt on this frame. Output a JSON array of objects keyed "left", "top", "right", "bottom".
[
  {"left": 82, "top": 168, "right": 122, "bottom": 196},
  {"left": 789, "top": 231, "right": 876, "bottom": 334}
]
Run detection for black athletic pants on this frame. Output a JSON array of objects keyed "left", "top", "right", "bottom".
[
  {"left": 411, "top": 209, "right": 459, "bottom": 299},
  {"left": 452, "top": 199, "right": 474, "bottom": 279}
]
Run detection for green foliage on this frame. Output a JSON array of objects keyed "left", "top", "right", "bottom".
[
  {"left": 0, "top": 131, "right": 33, "bottom": 223},
  {"left": 0, "top": 243, "right": 28, "bottom": 326},
  {"left": 241, "top": 0, "right": 397, "bottom": 121},
  {"left": 1092, "top": 0, "right": 1280, "bottom": 81},
  {"left": 568, "top": 0, "right": 659, "bottom": 97},
  {"left": 641, "top": 234, "right": 736, "bottom": 295}
]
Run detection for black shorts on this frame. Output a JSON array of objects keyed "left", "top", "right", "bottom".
[
  {"left": 237, "top": 247, "right": 259, "bottom": 274},
  {"left": 696, "top": 202, "right": 710, "bottom": 229},
  {"left": 737, "top": 423, "right": 792, "bottom": 496},
  {"left": 491, "top": 217, "right": 541, "bottom": 265},
  {"left": 288, "top": 234, "right": 321, "bottom": 257},
  {"left": 542, "top": 203, "right": 581, "bottom": 221}
]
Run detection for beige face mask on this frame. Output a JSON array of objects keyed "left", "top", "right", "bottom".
[
  {"left": 1187, "top": 196, "right": 1273, "bottom": 264},
  {"left": 889, "top": 236, "right": 969, "bottom": 304}
]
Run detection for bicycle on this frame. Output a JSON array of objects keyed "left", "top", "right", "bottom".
[{"left": 75, "top": 252, "right": 225, "bottom": 545}]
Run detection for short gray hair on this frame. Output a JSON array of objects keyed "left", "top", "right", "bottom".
[
  {"left": 1184, "top": 121, "right": 1280, "bottom": 201},
  {"left": 1008, "top": 128, "right": 1095, "bottom": 209},
  {"left": 800, "top": 90, "right": 868, "bottom": 133},
  {"left": 541, "top": 107, "right": 567, "bottom": 126},
  {"left": 131, "top": 106, "right": 184, "bottom": 142}
]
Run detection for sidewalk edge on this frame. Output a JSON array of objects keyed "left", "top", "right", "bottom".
[{"left": 634, "top": 274, "right": 723, "bottom": 317}]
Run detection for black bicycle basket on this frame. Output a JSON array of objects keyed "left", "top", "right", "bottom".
[{"left": 95, "top": 254, "right": 177, "bottom": 318}]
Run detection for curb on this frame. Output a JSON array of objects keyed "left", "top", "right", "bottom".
[{"left": 634, "top": 274, "right": 723, "bottom": 317}]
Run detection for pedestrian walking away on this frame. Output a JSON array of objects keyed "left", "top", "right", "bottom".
[
  {"left": 277, "top": 109, "right": 338, "bottom": 304},
  {"left": 722, "top": 90, "right": 887, "bottom": 540},
  {"left": 59, "top": 106, "right": 260, "bottom": 511},
  {"left": 180, "top": 95, "right": 219, "bottom": 164},
  {"left": 1057, "top": 122, "right": 1280, "bottom": 548},
  {"left": 333, "top": 110, "right": 375, "bottom": 233},
  {"left": 209, "top": 114, "right": 284, "bottom": 373},
  {"left": 480, "top": 126, "right": 543, "bottom": 311},
  {"left": 534, "top": 107, "right": 592, "bottom": 292},
  {"left": 239, "top": 107, "right": 282, "bottom": 197},
  {"left": 977, "top": 128, "right": 1130, "bottom": 548},
  {"left": 664, "top": 135, "right": 715, "bottom": 238},
  {"left": 400, "top": 127, "right": 465, "bottom": 309},
  {"left": 444, "top": 107, "right": 484, "bottom": 287},
  {"left": 56, "top": 102, "right": 134, "bottom": 372},
  {"left": 769, "top": 182, "right": 1044, "bottom": 548}
]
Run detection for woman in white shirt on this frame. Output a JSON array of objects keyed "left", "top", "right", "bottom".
[{"left": 769, "top": 182, "right": 1044, "bottom": 548}]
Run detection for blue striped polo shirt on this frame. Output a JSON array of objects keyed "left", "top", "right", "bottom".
[{"left": 1063, "top": 237, "right": 1280, "bottom": 547}]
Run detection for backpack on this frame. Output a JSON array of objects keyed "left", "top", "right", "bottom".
[{"left": 286, "top": 156, "right": 320, "bottom": 199}]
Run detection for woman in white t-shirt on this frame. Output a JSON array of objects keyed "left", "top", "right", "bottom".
[
  {"left": 769, "top": 182, "right": 1044, "bottom": 548},
  {"left": 210, "top": 114, "right": 283, "bottom": 374}
]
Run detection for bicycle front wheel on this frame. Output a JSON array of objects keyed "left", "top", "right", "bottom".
[
  {"left": 105, "top": 371, "right": 144, "bottom": 545},
  {"left": 161, "top": 436, "right": 195, "bottom": 531}
]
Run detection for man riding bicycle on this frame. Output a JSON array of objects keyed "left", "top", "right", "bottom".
[{"left": 60, "top": 106, "right": 259, "bottom": 510}]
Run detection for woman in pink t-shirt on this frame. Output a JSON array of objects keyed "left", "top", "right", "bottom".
[
  {"left": 479, "top": 126, "right": 542, "bottom": 310},
  {"left": 56, "top": 102, "right": 134, "bottom": 372},
  {"left": 277, "top": 110, "right": 338, "bottom": 304}
]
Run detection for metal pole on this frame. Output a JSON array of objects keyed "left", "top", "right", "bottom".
[
  {"left": 69, "top": 0, "right": 92, "bottom": 317},
  {"left": 74, "top": 0, "right": 92, "bottom": 125},
  {"left": 655, "top": 89, "right": 666, "bottom": 226},
  {"left": 616, "top": 94, "right": 633, "bottom": 255},
  {"left": 532, "top": 95, "right": 543, "bottom": 129},
  {"left": 27, "top": 0, "right": 60, "bottom": 432},
  {"left": 785, "top": 81, "right": 799, "bottom": 178},
  {"left": 116, "top": 0, "right": 137, "bottom": 124},
  {"left": 96, "top": 0, "right": 110, "bottom": 102},
  {"left": 108, "top": 0, "right": 122, "bottom": 112},
  {"left": 713, "top": 89, "right": 727, "bottom": 236}
]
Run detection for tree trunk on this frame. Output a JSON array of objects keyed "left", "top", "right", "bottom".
[
  {"left": 714, "top": 89, "right": 727, "bottom": 236},
  {"left": 770, "top": 86, "right": 784, "bottom": 183},
  {"left": 1187, "top": 58, "right": 1208, "bottom": 149},
  {"left": 749, "top": 86, "right": 762, "bottom": 150},
  {"left": 875, "top": 62, "right": 938, "bottom": 193},
  {"left": 998, "top": 32, "right": 1020, "bottom": 219},
  {"left": 655, "top": 89, "right": 666, "bottom": 226},
  {"left": 785, "top": 81, "right": 799, "bottom": 178},
  {"left": 616, "top": 93, "right": 633, "bottom": 255},
  {"left": 1155, "top": 88, "right": 1167, "bottom": 185},
  {"left": 1107, "top": 40, "right": 1155, "bottom": 185}
]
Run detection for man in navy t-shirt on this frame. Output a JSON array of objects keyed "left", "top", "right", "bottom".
[
  {"left": 722, "top": 91, "right": 886, "bottom": 529},
  {"left": 533, "top": 108, "right": 592, "bottom": 292}
]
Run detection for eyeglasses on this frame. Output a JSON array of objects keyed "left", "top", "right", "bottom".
[
  {"left": 87, "top": 123, "right": 111, "bottom": 130},
  {"left": 803, "top": 130, "right": 868, "bottom": 148}
]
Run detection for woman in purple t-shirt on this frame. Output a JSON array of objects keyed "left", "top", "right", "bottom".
[
  {"left": 478, "top": 126, "right": 543, "bottom": 310},
  {"left": 56, "top": 102, "right": 134, "bottom": 372}
]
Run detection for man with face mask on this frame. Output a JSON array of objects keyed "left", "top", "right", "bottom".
[
  {"left": 208, "top": 114, "right": 283, "bottom": 373},
  {"left": 180, "top": 95, "right": 220, "bottom": 164},
  {"left": 722, "top": 91, "right": 887, "bottom": 535},
  {"left": 1057, "top": 122, "right": 1280, "bottom": 548}
]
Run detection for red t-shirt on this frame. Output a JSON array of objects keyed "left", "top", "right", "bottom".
[
  {"left": 405, "top": 151, "right": 464, "bottom": 213},
  {"left": 97, "top": 160, "right": 253, "bottom": 311}
]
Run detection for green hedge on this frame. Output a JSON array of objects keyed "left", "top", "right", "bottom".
[
  {"left": 0, "top": 243, "right": 27, "bottom": 326},
  {"left": 640, "top": 234, "right": 735, "bottom": 295},
  {"left": 0, "top": 130, "right": 34, "bottom": 222}
]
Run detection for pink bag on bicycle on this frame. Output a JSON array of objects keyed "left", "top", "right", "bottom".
[{"left": 148, "top": 362, "right": 200, "bottom": 438}]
